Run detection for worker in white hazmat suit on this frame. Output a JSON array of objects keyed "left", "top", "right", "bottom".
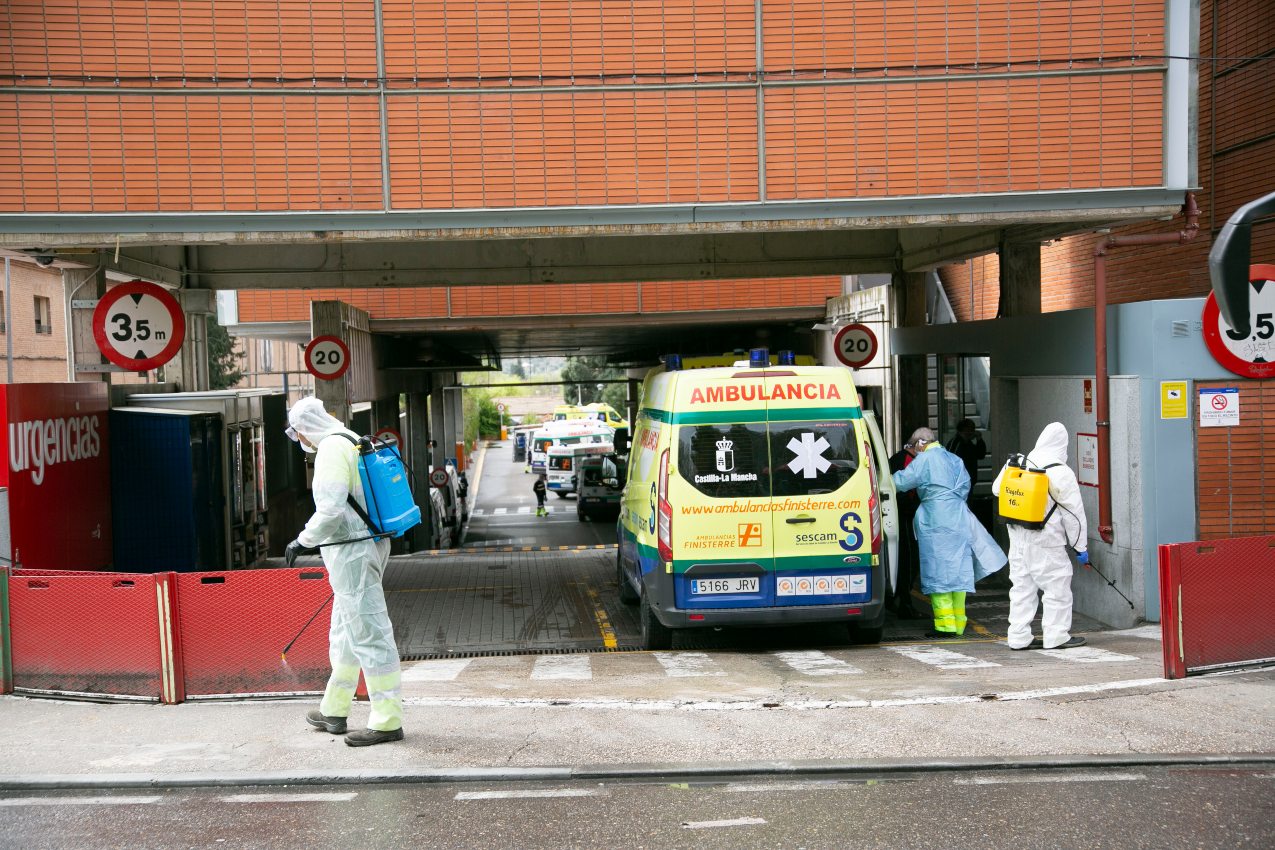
[
  {"left": 992, "top": 422, "right": 1089, "bottom": 651},
  {"left": 285, "top": 396, "right": 404, "bottom": 746}
]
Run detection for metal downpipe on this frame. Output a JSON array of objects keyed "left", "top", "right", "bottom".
[{"left": 1091, "top": 192, "right": 1200, "bottom": 544}]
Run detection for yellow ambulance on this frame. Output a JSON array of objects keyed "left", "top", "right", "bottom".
[{"left": 617, "top": 349, "right": 897, "bottom": 649}]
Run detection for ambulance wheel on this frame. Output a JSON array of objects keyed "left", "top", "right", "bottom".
[
  {"left": 617, "top": 552, "right": 639, "bottom": 605},
  {"left": 577, "top": 504, "right": 588, "bottom": 521},
  {"left": 639, "top": 587, "right": 673, "bottom": 650},
  {"left": 554, "top": 491, "right": 569, "bottom": 499},
  {"left": 848, "top": 624, "right": 883, "bottom": 645}
]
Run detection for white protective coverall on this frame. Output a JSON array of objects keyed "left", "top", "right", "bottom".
[
  {"left": 992, "top": 422, "right": 1089, "bottom": 649},
  {"left": 287, "top": 397, "right": 401, "bottom": 732}
]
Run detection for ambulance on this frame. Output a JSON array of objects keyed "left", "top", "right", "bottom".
[
  {"left": 616, "top": 349, "right": 898, "bottom": 650},
  {"left": 546, "top": 440, "right": 614, "bottom": 496},
  {"left": 529, "top": 417, "right": 614, "bottom": 478}
]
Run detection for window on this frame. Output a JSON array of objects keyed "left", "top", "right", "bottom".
[
  {"left": 259, "top": 339, "right": 274, "bottom": 372},
  {"left": 33, "top": 296, "right": 52, "bottom": 335},
  {"left": 678, "top": 423, "right": 770, "bottom": 499},
  {"left": 768, "top": 420, "right": 859, "bottom": 497}
]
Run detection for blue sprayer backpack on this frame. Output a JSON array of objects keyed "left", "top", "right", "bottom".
[{"left": 336, "top": 433, "right": 422, "bottom": 538}]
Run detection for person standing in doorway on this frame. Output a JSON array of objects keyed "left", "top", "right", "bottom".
[
  {"left": 944, "top": 418, "right": 988, "bottom": 502},
  {"left": 892, "top": 427, "right": 1007, "bottom": 639},
  {"left": 284, "top": 397, "right": 404, "bottom": 747},
  {"left": 887, "top": 437, "right": 922, "bottom": 619},
  {"left": 533, "top": 472, "right": 548, "bottom": 516},
  {"left": 992, "top": 422, "right": 1089, "bottom": 650}
]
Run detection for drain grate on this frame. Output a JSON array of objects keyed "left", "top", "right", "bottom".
[{"left": 402, "top": 644, "right": 641, "bottom": 661}]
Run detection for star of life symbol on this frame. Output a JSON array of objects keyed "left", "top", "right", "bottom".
[
  {"left": 715, "top": 438, "right": 735, "bottom": 472},
  {"left": 787, "top": 432, "right": 831, "bottom": 478}
]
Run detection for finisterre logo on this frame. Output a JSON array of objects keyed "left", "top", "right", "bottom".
[{"left": 9, "top": 415, "right": 101, "bottom": 485}]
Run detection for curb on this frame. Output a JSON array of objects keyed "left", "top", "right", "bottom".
[{"left": 2, "top": 752, "right": 1272, "bottom": 792}]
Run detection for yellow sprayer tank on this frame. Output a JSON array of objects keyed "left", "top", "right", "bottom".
[{"left": 997, "top": 459, "right": 1059, "bottom": 529}]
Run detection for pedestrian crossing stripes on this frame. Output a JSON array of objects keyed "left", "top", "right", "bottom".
[
  {"left": 471, "top": 506, "right": 550, "bottom": 517},
  {"left": 402, "top": 640, "right": 1142, "bottom": 683}
]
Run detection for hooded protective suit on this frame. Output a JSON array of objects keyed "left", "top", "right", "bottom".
[
  {"left": 287, "top": 397, "right": 401, "bottom": 733},
  {"left": 992, "top": 422, "right": 1088, "bottom": 649},
  {"left": 893, "top": 443, "right": 1006, "bottom": 594}
]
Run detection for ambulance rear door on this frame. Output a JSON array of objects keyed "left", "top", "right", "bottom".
[
  {"left": 861, "top": 410, "right": 899, "bottom": 596},
  {"left": 765, "top": 372, "right": 874, "bottom": 607}
]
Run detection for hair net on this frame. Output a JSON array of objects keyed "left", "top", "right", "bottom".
[
  {"left": 287, "top": 396, "right": 345, "bottom": 452},
  {"left": 908, "top": 426, "right": 937, "bottom": 446}
]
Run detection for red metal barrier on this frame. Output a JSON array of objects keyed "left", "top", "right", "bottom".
[
  {"left": 176, "top": 567, "right": 332, "bottom": 697},
  {"left": 8, "top": 572, "right": 164, "bottom": 699},
  {"left": 1159, "top": 534, "right": 1275, "bottom": 679}
]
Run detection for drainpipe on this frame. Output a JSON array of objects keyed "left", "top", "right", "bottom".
[{"left": 1091, "top": 192, "right": 1200, "bottom": 544}]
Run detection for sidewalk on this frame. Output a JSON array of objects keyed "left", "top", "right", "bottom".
[{"left": 1, "top": 655, "right": 1271, "bottom": 790}]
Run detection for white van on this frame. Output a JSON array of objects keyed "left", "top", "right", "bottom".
[
  {"left": 547, "top": 441, "right": 615, "bottom": 496},
  {"left": 617, "top": 350, "right": 898, "bottom": 649}
]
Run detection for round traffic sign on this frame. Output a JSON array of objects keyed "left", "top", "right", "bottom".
[
  {"left": 304, "top": 335, "right": 351, "bottom": 381},
  {"left": 429, "top": 468, "right": 450, "bottom": 488},
  {"left": 496, "top": 402, "right": 505, "bottom": 413},
  {"left": 374, "top": 427, "right": 401, "bottom": 448},
  {"left": 832, "top": 323, "right": 879, "bottom": 369},
  {"left": 1202, "top": 264, "right": 1275, "bottom": 379},
  {"left": 91, "top": 281, "right": 186, "bottom": 371}
]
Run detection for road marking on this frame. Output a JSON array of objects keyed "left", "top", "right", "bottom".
[
  {"left": 682, "top": 817, "right": 767, "bottom": 829},
  {"left": 720, "top": 781, "right": 853, "bottom": 792},
  {"left": 953, "top": 772, "right": 1145, "bottom": 785},
  {"left": 531, "top": 654, "right": 592, "bottom": 680},
  {"left": 471, "top": 509, "right": 485, "bottom": 517},
  {"left": 220, "top": 793, "right": 358, "bottom": 803},
  {"left": 517, "top": 506, "right": 530, "bottom": 514},
  {"left": 455, "top": 789, "right": 606, "bottom": 800},
  {"left": 582, "top": 583, "right": 618, "bottom": 649},
  {"left": 1036, "top": 646, "right": 1139, "bottom": 663},
  {"left": 654, "top": 651, "right": 727, "bottom": 677},
  {"left": 1110, "top": 625, "right": 1163, "bottom": 641},
  {"left": 0, "top": 796, "right": 163, "bottom": 806},
  {"left": 493, "top": 508, "right": 507, "bottom": 515},
  {"left": 886, "top": 645, "right": 1000, "bottom": 670},
  {"left": 402, "top": 676, "right": 1172, "bottom": 711},
  {"left": 402, "top": 658, "right": 472, "bottom": 682},
  {"left": 772, "top": 650, "right": 863, "bottom": 676}
]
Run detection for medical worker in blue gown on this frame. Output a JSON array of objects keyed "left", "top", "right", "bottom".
[
  {"left": 892, "top": 427, "right": 1007, "bottom": 638},
  {"left": 285, "top": 396, "right": 404, "bottom": 747}
]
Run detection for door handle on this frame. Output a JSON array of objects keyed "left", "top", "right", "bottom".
[{"left": 785, "top": 516, "right": 817, "bottom": 524}]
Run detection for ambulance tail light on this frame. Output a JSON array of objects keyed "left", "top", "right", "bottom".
[
  {"left": 865, "top": 441, "right": 881, "bottom": 551},
  {"left": 657, "top": 448, "right": 673, "bottom": 563}
]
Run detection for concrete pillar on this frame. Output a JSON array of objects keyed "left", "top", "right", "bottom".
[
  {"left": 372, "top": 395, "right": 400, "bottom": 439},
  {"left": 405, "top": 386, "right": 432, "bottom": 551},
  {"left": 430, "top": 375, "right": 448, "bottom": 468},
  {"left": 170, "top": 288, "right": 215, "bottom": 391},
  {"left": 997, "top": 237, "right": 1042, "bottom": 317},
  {"left": 895, "top": 269, "right": 930, "bottom": 446},
  {"left": 447, "top": 383, "right": 465, "bottom": 468}
]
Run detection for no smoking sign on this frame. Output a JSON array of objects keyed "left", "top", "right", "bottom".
[
  {"left": 1199, "top": 387, "right": 1239, "bottom": 428},
  {"left": 92, "top": 281, "right": 186, "bottom": 371}
]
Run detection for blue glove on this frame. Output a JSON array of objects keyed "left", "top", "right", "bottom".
[{"left": 1076, "top": 550, "right": 1089, "bottom": 566}]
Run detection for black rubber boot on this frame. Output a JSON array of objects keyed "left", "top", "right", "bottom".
[
  {"left": 305, "top": 709, "right": 347, "bottom": 734},
  {"left": 1008, "top": 638, "right": 1044, "bottom": 651},
  {"left": 1048, "top": 636, "right": 1087, "bottom": 649},
  {"left": 344, "top": 728, "right": 405, "bottom": 747}
]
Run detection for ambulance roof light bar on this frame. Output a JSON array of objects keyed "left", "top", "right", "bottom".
[
  {"left": 663, "top": 353, "right": 683, "bottom": 372},
  {"left": 749, "top": 348, "right": 770, "bottom": 368}
]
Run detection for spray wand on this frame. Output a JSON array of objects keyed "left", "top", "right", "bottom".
[
  {"left": 1082, "top": 560, "right": 1135, "bottom": 610},
  {"left": 281, "top": 593, "right": 333, "bottom": 663}
]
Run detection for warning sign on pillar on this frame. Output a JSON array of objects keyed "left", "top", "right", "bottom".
[
  {"left": 304, "top": 336, "right": 351, "bottom": 381},
  {"left": 1198, "top": 387, "right": 1239, "bottom": 427},
  {"left": 91, "top": 281, "right": 186, "bottom": 371}
]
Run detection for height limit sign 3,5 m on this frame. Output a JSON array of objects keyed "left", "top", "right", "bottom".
[{"left": 91, "top": 280, "right": 186, "bottom": 371}]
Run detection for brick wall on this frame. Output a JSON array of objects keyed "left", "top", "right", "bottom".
[
  {"left": 939, "top": 0, "right": 1273, "bottom": 323},
  {"left": 1196, "top": 380, "right": 1274, "bottom": 539}
]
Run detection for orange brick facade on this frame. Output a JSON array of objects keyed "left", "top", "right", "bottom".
[{"left": 2, "top": 1, "right": 1169, "bottom": 213}]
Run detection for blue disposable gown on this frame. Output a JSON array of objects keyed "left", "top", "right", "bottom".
[{"left": 892, "top": 445, "right": 1007, "bottom": 593}]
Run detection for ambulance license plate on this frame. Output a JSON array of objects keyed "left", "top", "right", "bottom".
[{"left": 691, "top": 578, "right": 758, "bottom": 595}]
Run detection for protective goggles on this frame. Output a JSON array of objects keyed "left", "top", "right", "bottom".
[{"left": 285, "top": 426, "right": 299, "bottom": 442}]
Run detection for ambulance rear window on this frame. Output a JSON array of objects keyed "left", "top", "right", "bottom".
[
  {"left": 677, "top": 423, "right": 769, "bottom": 499},
  {"left": 770, "top": 421, "right": 858, "bottom": 497}
]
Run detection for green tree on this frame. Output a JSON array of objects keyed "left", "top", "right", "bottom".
[
  {"left": 561, "top": 356, "right": 620, "bottom": 406},
  {"left": 207, "top": 316, "right": 243, "bottom": 389}
]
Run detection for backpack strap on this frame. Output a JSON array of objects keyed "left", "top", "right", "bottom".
[{"left": 330, "top": 432, "right": 382, "bottom": 535}]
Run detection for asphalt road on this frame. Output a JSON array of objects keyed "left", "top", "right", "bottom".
[{"left": 3, "top": 765, "right": 1270, "bottom": 849}]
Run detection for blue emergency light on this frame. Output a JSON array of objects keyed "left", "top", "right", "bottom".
[
  {"left": 749, "top": 348, "right": 770, "bottom": 368},
  {"left": 663, "top": 353, "right": 683, "bottom": 372},
  {"left": 777, "top": 349, "right": 796, "bottom": 365}
]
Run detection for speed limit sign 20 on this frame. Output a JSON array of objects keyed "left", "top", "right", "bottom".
[
  {"left": 304, "top": 335, "right": 351, "bottom": 381},
  {"left": 92, "top": 281, "right": 186, "bottom": 371},
  {"left": 832, "top": 323, "right": 879, "bottom": 369}
]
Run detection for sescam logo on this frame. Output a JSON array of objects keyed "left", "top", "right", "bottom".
[
  {"left": 9, "top": 415, "right": 102, "bottom": 485},
  {"left": 689, "top": 383, "right": 842, "bottom": 404}
]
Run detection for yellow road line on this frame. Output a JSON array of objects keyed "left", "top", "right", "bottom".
[{"left": 582, "top": 583, "right": 618, "bottom": 649}]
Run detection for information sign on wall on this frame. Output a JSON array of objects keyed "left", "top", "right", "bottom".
[
  {"left": 1075, "top": 433, "right": 1098, "bottom": 488},
  {"left": 1160, "top": 381, "right": 1187, "bottom": 419},
  {"left": 1198, "top": 387, "right": 1240, "bottom": 428}
]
